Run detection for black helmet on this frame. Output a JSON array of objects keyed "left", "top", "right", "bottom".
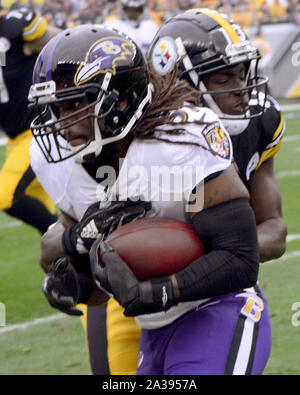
[
  {"left": 29, "top": 24, "right": 152, "bottom": 163},
  {"left": 148, "top": 9, "right": 268, "bottom": 135}
]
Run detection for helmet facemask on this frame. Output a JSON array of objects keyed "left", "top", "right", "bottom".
[
  {"left": 29, "top": 72, "right": 152, "bottom": 163},
  {"left": 176, "top": 36, "right": 268, "bottom": 135},
  {"left": 29, "top": 74, "right": 111, "bottom": 163}
]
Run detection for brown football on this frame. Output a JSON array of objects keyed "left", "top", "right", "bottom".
[{"left": 105, "top": 217, "right": 205, "bottom": 280}]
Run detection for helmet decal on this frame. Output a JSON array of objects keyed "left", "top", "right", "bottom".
[
  {"left": 75, "top": 36, "right": 136, "bottom": 85},
  {"left": 190, "top": 8, "right": 242, "bottom": 44},
  {"left": 151, "top": 37, "right": 178, "bottom": 76}
]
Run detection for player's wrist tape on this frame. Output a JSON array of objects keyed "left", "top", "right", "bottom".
[
  {"left": 62, "top": 226, "right": 81, "bottom": 259},
  {"left": 62, "top": 227, "right": 92, "bottom": 277},
  {"left": 140, "top": 277, "right": 177, "bottom": 313}
]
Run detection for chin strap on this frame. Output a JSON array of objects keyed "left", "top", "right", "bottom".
[
  {"left": 73, "top": 73, "right": 113, "bottom": 163},
  {"left": 175, "top": 37, "right": 199, "bottom": 88},
  {"left": 74, "top": 80, "right": 153, "bottom": 163}
]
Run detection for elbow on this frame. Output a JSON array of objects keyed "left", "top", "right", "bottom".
[
  {"left": 239, "top": 253, "right": 260, "bottom": 289},
  {"left": 276, "top": 222, "right": 288, "bottom": 258},
  {"left": 271, "top": 219, "right": 288, "bottom": 260},
  {"left": 272, "top": 240, "right": 287, "bottom": 261},
  {"left": 260, "top": 220, "right": 288, "bottom": 262}
]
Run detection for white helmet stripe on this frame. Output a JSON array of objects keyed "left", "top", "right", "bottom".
[
  {"left": 73, "top": 72, "right": 112, "bottom": 163},
  {"left": 175, "top": 37, "right": 199, "bottom": 88}
]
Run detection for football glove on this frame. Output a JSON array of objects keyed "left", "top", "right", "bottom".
[
  {"left": 62, "top": 198, "right": 152, "bottom": 259},
  {"left": 89, "top": 240, "right": 178, "bottom": 317},
  {"left": 42, "top": 257, "right": 84, "bottom": 316}
]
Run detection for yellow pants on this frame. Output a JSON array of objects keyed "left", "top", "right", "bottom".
[
  {"left": 0, "top": 129, "right": 55, "bottom": 213},
  {"left": 80, "top": 299, "right": 141, "bottom": 375},
  {"left": 106, "top": 298, "right": 141, "bottom": 375}
]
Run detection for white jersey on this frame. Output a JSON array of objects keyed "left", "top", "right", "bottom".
[
  {"left": 30, "top": 140, "right": 100, "bottom": 221},
  {"left": 30, "top": 105, "right": 232, "bottom": 329},
  {"left": 107, "top": 106, "right": 233, "bottom": 329},
  {"left": 104, "top": 18, "right": 159, "bottom": 54}
]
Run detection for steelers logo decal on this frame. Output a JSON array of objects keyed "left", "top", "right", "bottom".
[{"left": 151, "top": 37, "right": 178, "bottom": 76}]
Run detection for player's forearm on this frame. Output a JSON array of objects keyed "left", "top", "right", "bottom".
[
  {"left": 175, "top": 198, "right": 259, "bottom": 302},
  {"left": 81, "top": 274, "right": 110, "bottom": 306},
  {"left": 257, "top": 217, "right": 287, "bottom": 262},
  {"left": 40, "top": 212, "right": 77, "bottom": 272},
  {"left": 39, "top": 222, "right": 66, "bottom": 272}
]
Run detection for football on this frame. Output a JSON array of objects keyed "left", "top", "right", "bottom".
[{"left": 105, "top": 217, "right": 205, "bottom": 280}]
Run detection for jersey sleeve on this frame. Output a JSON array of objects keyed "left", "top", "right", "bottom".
[
  {"left": 168, "top": 106, "right": 233, "bottom": 182},
  {"left": 30, "top": 138, "right": 100, "bottom": 222},
  {"left": 255, "top": 96, "right": 286, "bottom": 170},
  {"left": 30, "top": 138, "right": 74, "bottom": 216},
  {"left": 147, "top": 106, "right": 233, "bottom": 196},
  {"left": 3, "top": 7, "right": 48, "bottom": 42}
]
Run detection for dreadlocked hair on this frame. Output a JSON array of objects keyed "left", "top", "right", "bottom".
[{"left": 134, "top": 60, "right": 207, "bottom": 140}]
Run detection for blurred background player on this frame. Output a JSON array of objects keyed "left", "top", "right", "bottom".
[
  {"left": 29, "top": 24, "right": 271, "bottom": 375},
  {"left": 104, "top": 0, "right": 159, "bottom": 54},
  {"left": 0, "top": 3, "right": 60, "bottom": 233}
]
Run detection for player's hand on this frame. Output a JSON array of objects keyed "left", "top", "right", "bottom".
[
  {"left": 42, "top": 257, "right": 83, "bottom": 316},
  {"left": 89, "top": 240, "right": 177, "bottom": 317},
  {"left": 62, "top": 198, "right": 152, "bottom": 258}
]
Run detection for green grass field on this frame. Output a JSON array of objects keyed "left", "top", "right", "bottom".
[{"left": 0, "top": 111, "right": 300, "bottom": 375}]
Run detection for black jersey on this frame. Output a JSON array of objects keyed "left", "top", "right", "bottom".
[
  {"left": 0, "top": 7, "right": 48, "bottom": 138},
  {"left": 231, "top": 95, "right": 285, "bottom": 187}
]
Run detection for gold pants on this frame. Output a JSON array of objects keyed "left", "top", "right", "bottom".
[{"left": 0, "top": 129, "right": 55, "bottom": 212}]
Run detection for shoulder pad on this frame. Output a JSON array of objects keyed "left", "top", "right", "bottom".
[
  {"left": 170, "top": 106, "right": 219, "bottom": 123},
  {"left": 261, "top": 95, "right": 285, "bottom": 148},
  {"left": 255, "top": 96, "right": 285, "bottom": 170},
  {"left": 170, "top": 106, "right": 232, "bottom": 160}
]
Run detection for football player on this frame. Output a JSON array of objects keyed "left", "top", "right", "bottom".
[
  {"left": 148, "top": 8, "right": 287, "bottom": 262},
  {"left": 104, "top": 0, "right": 159, "bottom": 54},
  {"left": 29, "top": 24, "right": 271, "bottom": 375},
  {"left": 0, "top": 5, "right": 60, "bottom": 233}
]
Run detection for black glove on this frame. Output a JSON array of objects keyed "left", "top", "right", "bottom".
[
  {"left": 42, "top": 257, "right": 86, "bottom": 316},
  {"left": 62, "top": 198, "right": 152, "bottom": 259},
  {"left": 89, "top": 240, "right": 178, "bottom": 317}
]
